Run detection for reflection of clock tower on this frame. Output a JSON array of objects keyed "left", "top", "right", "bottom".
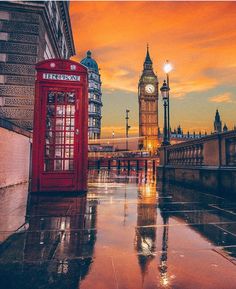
[{"left": 138, "top": 46, "right": 159, "bottom": 151}]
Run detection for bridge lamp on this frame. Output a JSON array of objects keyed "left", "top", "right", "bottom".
[
  {"left": 160, "top": 80, "right": 170, "bottom": 146},
  {"left": 112, "top": 130, "right": 115, "bottom": 151},
  {"left": 163, "top": 60, "right": 172, "bottom": 142},
  {"left": 163, "top": 61, "right": 173, "bottom": 74}
]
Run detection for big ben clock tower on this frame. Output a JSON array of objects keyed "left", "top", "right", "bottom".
[{"left": 138, "top": 46, "right": 159, "bottom": 151}]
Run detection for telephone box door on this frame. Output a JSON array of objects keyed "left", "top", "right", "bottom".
[{"left": 39, "top": 87, "right": 80, "bottom": 191}]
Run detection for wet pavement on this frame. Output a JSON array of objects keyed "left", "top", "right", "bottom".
[{"left": 0, "top": 169, "right": 236, "bottom": 289}]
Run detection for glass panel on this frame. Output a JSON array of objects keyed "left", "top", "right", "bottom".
[
  {"left": 69, "top": 160, "right": 74, "bottom": 170},
  {"left": 67, "top": 92, "right": 75, "bottom": 104},
  {"left": 64, "top": 147, "right": 74, "bottom": 158},
  {"left": 55, "top": 133, "right": 64, "bottom": 144},
  {"left": 56, "top": 106, "right": 65, "bottom": 117},
  {"left": 48, "top": 92, "right": 55, "bottom": 104},
  {"left": 54, "top": 159, "right": 63, "bottom": 171},
  {"left": 66, "top": 118, "right": 74, "bottom": 131},
  {"left": 44, "top": 90, "right": 76, "bottom": 172},
  {"left": 55, "top": 146, "right": 64, "bottom": 158},
  {"left": 57, "top": 92, "right": 65, "bottom": 103}
]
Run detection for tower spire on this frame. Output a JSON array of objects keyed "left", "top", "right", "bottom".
[
  {"left": 214, "top": 109, "right": 222, "bottom": 133},
  {"left": 144, "top": 44, "right": 152, "bottom": 64}
]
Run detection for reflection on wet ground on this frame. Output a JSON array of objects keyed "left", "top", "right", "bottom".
[{"left": 0, "top": 169, "right": 236, "bottom": 289}]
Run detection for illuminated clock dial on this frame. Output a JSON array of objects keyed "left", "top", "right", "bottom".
[{"left": 145, "top": 84, "right": 155, "bottom": 94}]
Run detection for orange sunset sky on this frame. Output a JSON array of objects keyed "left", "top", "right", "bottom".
[{"left": 70, "top": 1, "right": 236, "bottom": 138}]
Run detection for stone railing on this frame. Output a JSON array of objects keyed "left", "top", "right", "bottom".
[
  {"left": 159, "top": 130, "right": 236, "bottom": 167},
  {"left": 167, "top": 143, "right": 204, "bottom": 166}
]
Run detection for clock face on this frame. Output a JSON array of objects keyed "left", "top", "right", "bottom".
[{"left": 145, "top": 84, "right": 155, "bottom": 94}]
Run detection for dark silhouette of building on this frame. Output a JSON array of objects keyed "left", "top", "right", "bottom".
[
  {"left": 223, "top": 123, "right": 228, "bottom": 132},
  {"left": 214, "top": 109, "right": 222, "bottom": 133}
]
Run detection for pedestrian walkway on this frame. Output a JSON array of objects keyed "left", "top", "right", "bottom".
[{"left": 0, "top": 169, "right": 235, "bottom": 289}]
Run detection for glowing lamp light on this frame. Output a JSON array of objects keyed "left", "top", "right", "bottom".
[{"left": 163, "top": 61, "right": 173, "bottom": 74}]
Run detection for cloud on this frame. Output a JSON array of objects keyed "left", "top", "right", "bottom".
[
  {"left": 71, "top": 2, "right": 236, "bottom": 94},
  {"left": 70, "top": 1, "right": 236, "bottom": 131},
  {"left": 209, "top": 92, "right": 234, "bottom": 103}
]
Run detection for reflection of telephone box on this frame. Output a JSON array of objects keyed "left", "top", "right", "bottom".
[{"left": 31, "top": 59, "right": 88, "bottom": 193}]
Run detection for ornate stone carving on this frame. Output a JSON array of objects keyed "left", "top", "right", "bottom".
[
  {"left": 4, "top": 97, "right": 34, "bottom": 106},
  {"left": 5, "top": 75, "right": 35, "bottom": 85},
  {"left": 9, "top": 33, "right": 38, "bottom": 44},
  {"left": 11, "top": 11, "right": 39, "bottom": 24},
  {"left": 0, "top": 107, "right": 33, "bottom": 119},
  {"left": 0, "top": 20, "right": 39, "bottom": 34},
  {"left": 0, "top": 85, "right": 34, "bottom": 97},
  {"left": 12, "top": 119, "right": 32, "bottom": 130},
  {"left": 0, "top": 63, "right": 35, "bottom": 75},
  {"left": 7, "top": 54, "right": 37, "bottom": 64},
  {"left": 0, "top": 40, "right": 37, "bottom": 54}
]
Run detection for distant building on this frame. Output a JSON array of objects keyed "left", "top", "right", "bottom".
[
  {"left": 214, "top": 109, "right": 222, "bottom": 133},
  {"left": 0, "top": 1, "right": 75, "bottom": 130},
  {"left": 223, "top": 123, "right": 228, "bottom": 132},
  {"left": 138, "top": 46, "right": 159, "bottom": 151},
  {"left": 81, "top": 51, "right": 102, "bottom": 140}
]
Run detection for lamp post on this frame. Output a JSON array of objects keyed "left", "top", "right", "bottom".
[
  {"left": 160, "top": 80, "right": 170, "bottom": 146},
  {"left": 112, "top": 130, "right": 115, "bottom": 151},
  {"left": 126, "top": 109, "right": 131, "bottom": 151},
  {"left": 163, "top": 60, "right": 172, "bottom": 142}
]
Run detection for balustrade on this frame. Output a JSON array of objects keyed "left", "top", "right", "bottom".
[
  {"left": 226, "top": 137, "right": 236, "bottom": 166},
  {"left": 167, "top": 143, "right": 204, "bottom": 166}
]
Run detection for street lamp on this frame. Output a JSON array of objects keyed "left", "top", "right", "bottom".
[
  {"left": 112, "top": 130, "right": 115, "bottom": 151},
  {"left": 160, "top": 80, "right": 170, "bottom": 146},
  {"left": 163, "top": 60, "right": 173, "bottom": 141},
  {"left": 126, "top": 109, "right": 131, "bottom": 151}
]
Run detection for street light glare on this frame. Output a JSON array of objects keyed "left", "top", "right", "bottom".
[{"left": 164, "top": 62, "right": 173, "bottom": 74}]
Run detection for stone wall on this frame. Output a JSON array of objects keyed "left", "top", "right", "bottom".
[
  {"left": 158, "top": 130, "right": 236, "bottom": 195},
  {"left": 157, "top": 166, "right": 236, "bottom": 196},
  {"left": 0, "top": 118, "right": 31, "bottom": 188},
  {"left": 0, "top": 2, "right": 75, "bottom": 130}
]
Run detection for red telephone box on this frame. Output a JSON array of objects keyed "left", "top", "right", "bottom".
[{"left": 31, "top": 59, "right": 88, "bottom": 193}]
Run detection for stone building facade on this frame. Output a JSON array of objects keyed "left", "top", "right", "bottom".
[
  {"left": 0, "top": 1, "right": 75, "bottom": 130},
  {"left": 138, "top": 46, "right": 159, "bottom": 151},
  {"left": 81, "top": 51, "right": 102, "bottom": 140}
]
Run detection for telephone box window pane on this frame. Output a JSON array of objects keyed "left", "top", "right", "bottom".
[
  {"left": 65, "top": 147, "right": 74, "bottom": 158},
  {"left": 55, "top": 147, "right": 64, "bottom": 158},
  {"left": 70, "top": 148, "right": 74, "bottom": 158},
  {"left": 45, "top": 146, "right": 50, "bottom": 157},
  {"left": 67, "top": 92, "right": 75, "bottom": 104},
  {"left": 66, "top": 105, "right": 75, "bottom": 116},
  {"left": 66, "top": 119, "right": 74, "bottom": 131},
  {"left": 54, "top": 159, "right": 63, "bottom": 171},
  {"left": 48, "top": 92, "right": 55, "bottom": 104},
  {"left": 45, "top": 159, "right": 54, "bottom": 172},
  {"left": 55, "top": 133, "right": 64, "bottom": 144},
  {"left": 56, "top": 106, "right": 65, "bottom": 117},
  {"left": 44, "top": 90, "right": 76, "bottom": 172},
  {"left": 69, "top": 160, "right": 74, "bottom": 170},
  {"left": 57, "top": 92, "right": 65, "bottom": 103},
  {"left": 56, "top": 118, "right": 64, "bottom": 130},
  {"left": 66, "top": 138, "right": 73, "bottom": 145}
]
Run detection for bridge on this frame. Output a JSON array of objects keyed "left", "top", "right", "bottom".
[
  {"left": 88, "top": 150, "right": 159, "bottom": 171},
  {"left": 158, "top": 129, "right": 236, "bottom": 194}
]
